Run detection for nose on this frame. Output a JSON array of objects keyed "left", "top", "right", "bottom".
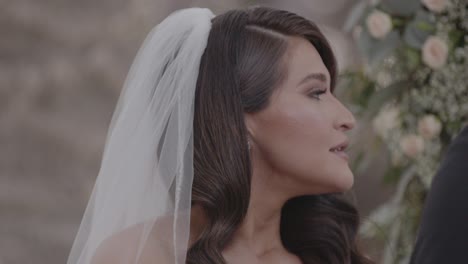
[{"left": 334, "top": 100, "right": 356, "bottom": 132}]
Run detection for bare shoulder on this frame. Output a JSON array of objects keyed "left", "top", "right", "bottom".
[{"left": 90, "top": 219, "right": 174, "bottom": 264}]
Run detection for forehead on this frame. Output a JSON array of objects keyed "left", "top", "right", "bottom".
[{"left": 280, "top": 36, "right": 330, "bottom": 88}]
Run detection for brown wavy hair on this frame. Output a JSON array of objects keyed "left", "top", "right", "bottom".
[{"left": 189, "top": 6, "right": 373, "bottom": 264}]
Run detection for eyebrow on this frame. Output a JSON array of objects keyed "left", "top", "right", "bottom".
[{"left": 297, "top": 73, "right": 328, "bottom": 86}]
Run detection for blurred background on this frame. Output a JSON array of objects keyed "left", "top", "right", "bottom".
[{"left": 1, "top": 0, "right": 432, "bottom": 263}]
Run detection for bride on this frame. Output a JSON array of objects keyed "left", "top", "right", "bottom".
[{"left": 67, "top": 6, "right": 374, "bottom": 264}]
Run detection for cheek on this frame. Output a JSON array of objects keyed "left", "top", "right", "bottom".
[
  {"left": 255, "top": 99, "right": 353, "bottom": 193},
  {"left": 257, "top": 100, "right": 330, "bottom": 175}
]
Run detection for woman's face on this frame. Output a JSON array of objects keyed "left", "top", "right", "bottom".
[{"left": 245, "top": 36, "right": 356, "bottom": 195}]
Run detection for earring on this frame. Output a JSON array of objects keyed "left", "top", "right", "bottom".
[{"left": 247, "top": 139, "right": 251, "bottom": 151}]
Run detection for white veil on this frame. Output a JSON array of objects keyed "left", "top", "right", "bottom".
[{"left": 67, "top": 7, "right": 215, "bottom": 264}]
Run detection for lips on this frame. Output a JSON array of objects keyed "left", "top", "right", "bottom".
[
  {"left": 329, "top": 140, "right": 349, "bottom": 152},
  {"left": 330, "top": 140, "right": 350, "bottom": 161}
]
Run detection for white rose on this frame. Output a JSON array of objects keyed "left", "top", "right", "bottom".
[
  {"left": 376, "top": 71, "right": 392, "bottom": 87},
  {"left": 399, "top": 134, "right": 425, "bottom": 158},
  {"left": 422, "top": 36, "right": 448, "bottom": 69},
  {"left": 366, "top": 10, "right": 392, "bottom": 39},
  {"left": 372, "top": 107, "right": 400, "bottom": 138},
  {"left": 421, "top": 0, "right": 448, "bottom": 13},
  {"left": 418, "top": 115, "right": 442, "bottom": 139}
]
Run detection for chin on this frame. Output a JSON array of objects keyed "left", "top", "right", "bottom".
[
  {"left": 336, "top": 169, "right": 355, "bottom": 192},
  {"left": 325, "top": 168, "right": 354, "bottom": 193},
  {"left": 298, "top": 164, "right": 355, "bottom": 194}
]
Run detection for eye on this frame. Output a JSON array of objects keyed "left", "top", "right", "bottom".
[{"left": 308, "top": 88, "right": 327, "bottom": 100}]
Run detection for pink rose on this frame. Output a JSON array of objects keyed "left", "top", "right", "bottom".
[
  {"left": 399, "top": 134, "right": 425, "bottom": 158},
  {"left": 421, "top": 0, "right": 448, "bottom": 13},
  {"left": 422, "top": 36, "right": 448, "bottom": 69},
  {"left": 418, "top": 115, "right": 442, "bottom": 139},
  {"left": 366, "top": 10, "right": 392, "bottom": 39}
]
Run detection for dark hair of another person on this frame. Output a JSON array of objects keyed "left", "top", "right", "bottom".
[{"left": 189, "top": 6, "right": 374, "bottom": 264}]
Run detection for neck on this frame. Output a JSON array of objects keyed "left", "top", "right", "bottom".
[
  {"left": 190, "top": 175, "right": 288, "bottom": 255},
  {"left": 189, "top": 151, "right": 296, "bottom": 259},
  {"left": 225, "top": 152, "right": 293, "bottom": 258}
]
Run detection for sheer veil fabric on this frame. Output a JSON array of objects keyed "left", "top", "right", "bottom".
[{"left": 67, "top": 8, "right": 215, "bottom": 264}]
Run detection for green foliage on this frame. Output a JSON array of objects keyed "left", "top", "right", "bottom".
[
  {"left": 381, "top": 0, "right": 420, "bottom": 16},
  {"left": 358, "top": 29, "right": 401, "bottom": 66},
  {"left": 403, "top": 11, "right": 436, "bottom": 48},
  {"left": 342, "top": 0, "right": 467, "bottom": 263}
]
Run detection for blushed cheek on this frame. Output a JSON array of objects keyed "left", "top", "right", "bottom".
[
  {"left": 253, "top": 110, "right": 298, "bottom": 166},
  {"left": 269, "top": 106, "right": 327, "bottom": 165},
  {"left": 255, "top": 94, "right": 326, "bottom": 153},
  {"left": 278, "top": 104, "right": 327, "bottom": 146}
]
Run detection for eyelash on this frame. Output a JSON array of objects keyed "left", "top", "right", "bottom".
[{"left": 308, "top": 88, "right": 327, "bottom": 100}]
